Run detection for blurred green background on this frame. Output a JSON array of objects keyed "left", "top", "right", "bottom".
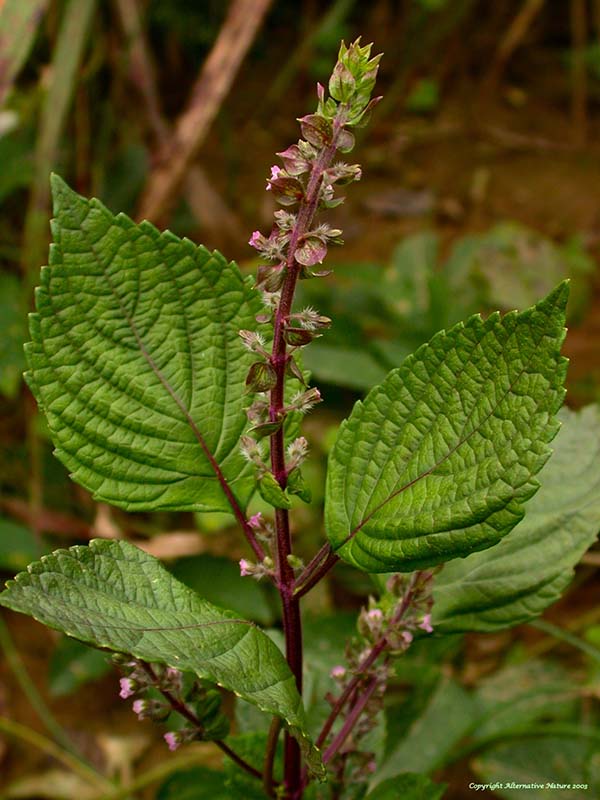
[{"left": 0, "top": 1, "right": 599, "bottom": 798}]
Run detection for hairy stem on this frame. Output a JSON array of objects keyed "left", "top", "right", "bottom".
[{"left": 268, "top": 113, "right": 345, "bottom": 798}]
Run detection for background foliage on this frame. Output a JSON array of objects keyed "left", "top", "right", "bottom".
[{"left": 0, "top": 1, "right": 599, "bottom": 798}]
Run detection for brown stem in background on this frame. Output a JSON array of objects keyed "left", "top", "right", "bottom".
[
  {"left": 137, "top": 0, "right": 273, "bottom": 223},
  {"left": 482, "top": 0, "right": 545, "bottom": 96},
  {"left": 114, "top": 0, "right": 243, "bottom": 242},
  {"left": 263, "top": 716, "right": 282, "bottom": 797},
  {"left": 570, "top": 0, "right": 588, "bottom": 146}
]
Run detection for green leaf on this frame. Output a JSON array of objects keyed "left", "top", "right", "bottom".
[
  {"left": 325, "top": 284, "right": 568, "bottom": 573},
  {"left": 0, "top": 272, "right": 27, "bottom": 398},
  {"left": 0, "top": 539, "right": 316, "bottom": 760},
  {"left": 157, "top": 767, "right": 230, "bottom": 800},
  {"left": 171, "top": 554, "right": 275, "bottom": 626},
  {"left": 48, "top": 636, "right": 112, "bottom": 697},
  {"left": 0, "top": 517, "right": 43, "bottom": 571},
  {"left": 372, "top": 677, "right": 479, "bottom": 785},
  {"left": 258, "top": 472, "right": 292, "bottom": 509},
  {"left": 432, "top": 405, "right": 600, "bottom": 632},
  {"left": 472, "top": 736, "right": 600, "bottom": 800},
  {"left": 26, "top": 175, "right": 262, "bottom": 513},
  {"left": 366, "top": 774, "right": 446, "bottom": 800}
]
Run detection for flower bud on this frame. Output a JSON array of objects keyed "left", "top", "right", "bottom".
[
  {"left": 295, "top": 236, "right": 327, "bottom": 267},
  {"left": 255, "top": 264, "right": 286, "bottom": 293},
  {"left": 267, "top": 175, "right": 304, "bottom": 206},
  {"left": 245, "top": 361, "right": 277, "bottom": 393},
  {"left": 119, "top": 677, "right": 137, "bottom": 699},
  {"left": 238, "top": 329, "right": 266, "bottom": 353},
  {"left": 298, "top": 114, "right": 333, "bottom": 148},
  {"left": 276, "top": 144, "right": 311, "bottom": 176},
  {"left": 329, "top": 60, "right": 356, "bottom": 103},
  {"left": 288, "top": 387, "right": 322, "bottom": 414},
  {"left": 284, "top": 326, "right": 315, "bottom": 347},
  {"left": 286, "top": 436, "right": 309, "bottom": 466},
  {"left": 240, "top": 435, "right": 265, "bottom": 466},
  {"left": 293, "top": 307, "right": 332, "bottom": 331}
]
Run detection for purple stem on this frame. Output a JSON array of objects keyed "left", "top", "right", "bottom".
[
  {"left": 322, "top": 676, "right": 379, "bottom": 765},
  {"left": 267, "top": 114, "right": 345, "bottom": 797}
]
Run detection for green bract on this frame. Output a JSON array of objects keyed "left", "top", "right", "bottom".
[
  {"left": 325, "top": 284, "right": 568, "bottom": 573},
  {"left": 432, "top": 405, "right": 600, "bottom": 632},
  {"left": 26, "top": 175, "right": 261, "bottom": 513},
  {"left": 0, "top": 539, "right": 317, "bottom": 762}
]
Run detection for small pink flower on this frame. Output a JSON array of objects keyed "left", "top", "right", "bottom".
[
  {"left": 330, "top": 665, "right": 346, "bottom": 680},
  {"left": 401, "top": 630, "right": 413, "bottom": 645},
  {"left": 419, "top": 614, "right": 433, "bottom": 634},
  {"left": 132, "top": 699, "right": 146, "bottom": 717},
  {"left": 119, "top": 677, "right": 136, "bottom": 699},
  {"left": 367, "top": 609, "right": 383, "bottom": 622},
  {"left": 248, "top": 512, "right": 263, "bottom": 529},
  {"left": 265, "top": 165, "right": 282, "bottom": 190},
  {"left": 239, "top": 558, "right": 252, "bottom": 577},
  {"left": 367, "top": 759, "right": 377, "bottom": 774},
  {"left": 164, "top": 732, "right": 180, "bottom": 752},
  {"left": 248, "top": 230, "right": 262, "bottom": 249}
]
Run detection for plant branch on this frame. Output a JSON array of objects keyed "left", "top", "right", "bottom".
[
  {"left": 315, "top": 574, "right": 419, "bottom": 751},
  {"left": 263, "top": 716, "right": 282, "bottom": 797},
  {"left": 322, "top": 676, "right": 379, "bottom": 765},
  {"left": 142, "top": 663, "right": 264, "bottom": 783},
  {"left": 294, "top": 542, "right": 339, "bottom": 598}
]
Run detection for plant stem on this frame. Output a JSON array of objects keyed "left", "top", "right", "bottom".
[
  {"left": 322, "top": 676, "right": 379, "bottom": 764},
  {"left": 263, "top": 716, "right": 282, "bottom": 797},
  {"left": 268, "top": 114, "right": 345, "bottom": 798},
  {"left": 294, "top": 542, "right": 339, "bottom": 598},
  {"left": 299, "top": 573, "right": 419, "bottom": 791},
  {"left": 0, "top": 716, "right": 114, "bottom": 793}
]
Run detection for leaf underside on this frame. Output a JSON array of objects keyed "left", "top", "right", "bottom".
[
  {"left": 325, "top": 284, "right": 568, "bottom": 573},
  {"left": 432, "top": 404, "right": 600, "bottom": 632},
  {"left": 26, "top": 175, "right": 262, "bottom": 513},
  {"left": 0, "top": 539, "right": 314, "bottom": 756}
]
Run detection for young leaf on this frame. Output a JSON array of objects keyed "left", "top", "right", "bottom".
[
  {"left": 26, "top": 176, "right": 262, "bottom": 513},
  {"left": 325, "top": 284, "right": 568, "bottom": 572},
  {"left": 366, "top": 774, "right": 447, "bottom": 800},
  {"left": 432, "top": 405, "right": 600, "bottom": 633},
  {"left": 0, "top": 539, "right": 315, "bottom": 758}
]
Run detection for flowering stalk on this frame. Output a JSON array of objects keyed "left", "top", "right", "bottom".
[{"left": 241, "top": 39, "right": 382, "bottom": 797}]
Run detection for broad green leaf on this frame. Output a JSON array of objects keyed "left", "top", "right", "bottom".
[
  {"left": 372, "top": 677, "right": 479, "bottom": 786},
  {"left": 26, "top": 175, "right": 262, "bottom": 513},
  {"left": 157, "top": 767, "right": 230, "bottom": 800},
  {"left": 366, "top": 774, "right": 446, "bottom": 800},
  {"left": 0, "top": 539, "right": 316, "bottom": 761},
  {"left": 432, "top": 405, "right": 600, "bottom": 632},
  {"left": 171, "top": 554, "right": 274, "bottom": 626},
  {"left": 471, "top": 660, "right": 577, "bottom": 744},
  {"left": 472, "top": 736, "right": 600, "bottom": 800},
  {"left": 325, "top": 284, "right": 568, "bottom": 573}
]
